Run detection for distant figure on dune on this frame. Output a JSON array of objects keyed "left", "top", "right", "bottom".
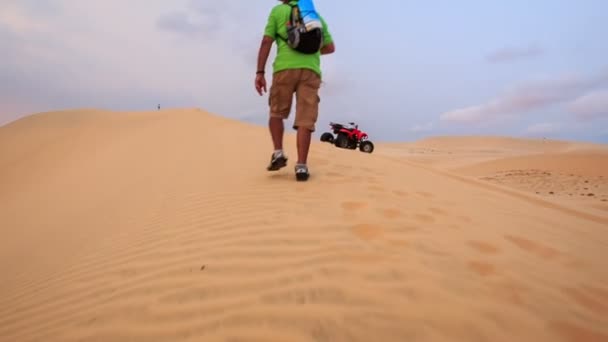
[
  {"left": 255, "top": 0, "right": 335, "bottom": 181},
  {"left": 157, "top": 104, "right": 160, "bottom": 110}
]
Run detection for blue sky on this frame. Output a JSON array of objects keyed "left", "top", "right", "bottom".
[{"left": 1, "top": 0, "right": 607, "bottom": 142}]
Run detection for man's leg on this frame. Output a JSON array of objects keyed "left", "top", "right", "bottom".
[
  {"left": 296, "top": 126, "right": 312, "bottom": 165},
  {"left": 293, "top": 69, "right": 322, "bottom": 180},
  {"left": 269, "top": 116, "right": 284, "bottom": 151},
  {"left": 267, "top": 70, "right": 295, "bottom": 171}
]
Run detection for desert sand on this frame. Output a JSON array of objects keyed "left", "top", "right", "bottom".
[{"left": 1, "top": 108, "right": 607, "bottom": 342}]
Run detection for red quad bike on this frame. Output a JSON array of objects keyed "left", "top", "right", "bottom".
[{"left": 320, "top": 122, "right": 374, "bottom": 153}]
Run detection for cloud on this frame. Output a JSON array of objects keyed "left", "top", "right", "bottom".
[
  {"left": 156, "top": 1, "right": 222, "bottom": 37},
  {"left": 0, "top": 0, "right": 276, "bottom": 123},
  {"left": 0, "top": 1, "right": 605, "bottom": 143},
  {"left": 156, "top": 11, "right": 214, "bottom": 36},
  {"left": 524, "top": 122, "right": 562, "bottom": 135},
  {"left": 156, "top": 1, "right": 269, "bottom": 65},
  {"left": 567, "top": 89, "right": 608, "bottom": 120},
  {"left": 486, "top": 43, "right": 543, "bottom": 63},
  {"left": 440, "top": 69, "right": 608, "bottom": 123},
  {"left": 0, "top": 0, "right": 63, "bottom": 34},
  {"left": 410, "top": 122, "right": 434, "bottom": 133}
]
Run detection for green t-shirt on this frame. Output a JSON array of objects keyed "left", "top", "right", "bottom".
[{"left": 263, "top": 1, "right": 333, "bottom": 78}]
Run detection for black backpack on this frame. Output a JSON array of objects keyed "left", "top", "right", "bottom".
[{"left": 279, "top": 3, "right": 324, "bottom": 54}]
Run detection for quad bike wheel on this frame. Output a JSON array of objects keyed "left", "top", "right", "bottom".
[
  {"left": 320, "top": 132, "right": 334, "bottom": 143},
  {"left": 335, "top": 133, "right": 349, "bottom": 149},
  {"left": 359, "top": 141, "right": 374, "bottom": 153}
]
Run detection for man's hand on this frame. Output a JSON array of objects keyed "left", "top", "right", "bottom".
[{"left": 255, "top": 73, "right": 267, "bottom": 96}]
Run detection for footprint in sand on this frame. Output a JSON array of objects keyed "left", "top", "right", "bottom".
[
  {"left": 416, "top": 191, "right": 434, "bottom": 198},
  {"left": 260, "top": 287, "right": 352, "bottom": 305},
  {"left": 549, "top": 321, "right": 608, "bottom": 342},
  {"left": 315, "top": 158, "right": 330, "bottom": 166},
  {"left": 387, "top": 239, "right": 409, "bottom": 248},
  {"left": 467, "top": 260, "right": 496, "bottom": 276},
  {"left": 582, "top": 284, "right": 608, "bottom": 302},
  {"left": 562, "top": 258, "right": 588, "bottom": 270},
  {"left": 368, "top": 185, "right": 386, "bottom": 193},
  {"left": 467, "top": 240, "right": 501, "bottom": 255},
  {"left": 367, "top": 176, "right": 382, "bottom": 184},
  {"left": 414, "top": 214, "right": 435, "bottom": 223},
  {"left": 326, "top": 171, "right": 342, "bottom": 177},
  {"left": 490, "top": 281, "right": 528, "bottom": 306},
  {"left": 504, "top": 235, "right": 561, "bottom": 260},
  {"left": 351, "top": 223, "right": 385, "bottom": 241},
  {"left": 381, "top": 208, "right": 403, "bottom": 219},
  {"left": 561, "top": 286, "right": 608, "bottom": 316},
  {"left": 392, "top": 190, "right": 408, "bottom": 197},
  {"left": 341, "top": 201, "right": 368, "bottom": 211},
  {"left": 458, "top": 215, "right": 473, "bottom": 223},
  {"left": 391, "top": 225, "right": 419, "bottom": 235},
  {"left": 361, "top": 166, "right": 376, "bottom": 173},
  {"left": 415, "top": 243, "right": 449, "bottom": 257},
  {"left": 428, "top": 207, "right": 448, "bottom": 216}
]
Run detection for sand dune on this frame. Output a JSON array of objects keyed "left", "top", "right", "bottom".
[
  {"left": 453, "top": 152, "right": 608, "bottom": 178},
  {"left": 1, "top": 109, "right": 607, "bottom": 342},
  {"left": 410, "top": 135, "right": 601, "bottom": 152},
  {"left": 379, "top": 136, "right": 608, "bottom": 218}
]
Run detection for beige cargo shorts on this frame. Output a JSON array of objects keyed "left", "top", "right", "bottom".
[{"left": 268, "top": 68, "right": 322, "bottom": 132}]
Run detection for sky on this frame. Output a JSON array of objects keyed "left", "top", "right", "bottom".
[{"left": 1, "top": 0, "right": 607, "bottom": 142}]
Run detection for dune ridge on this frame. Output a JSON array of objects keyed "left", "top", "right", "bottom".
[
  {"left": 378, "top": 135, "right": 608, "bottom": 219},
  {"left": 1, "top": 108, "right": 607, "bottom": 342}
]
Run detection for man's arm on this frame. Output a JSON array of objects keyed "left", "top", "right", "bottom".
[
  {"left": 255, "top": 9, "right": 276, "bottom": 95},
  {"left": 258, "top": 8, "right": 277, "bottom": 74},
  {"left": 320, "top": 16, "right": 335, "bottom": 55},
  {"left": 257, "top": 36, "right": 274, "bottom": 73},
  {"left": 321, "top": 42, "right": 335, "bottom": 55}
]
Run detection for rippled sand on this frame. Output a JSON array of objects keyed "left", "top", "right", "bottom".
[{"left": 1, "top": 109, "right": 607, "bottom": 342}]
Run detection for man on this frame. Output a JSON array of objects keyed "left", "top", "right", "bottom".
[{"left": 255, "top": 0, "right": 335, "bottom": 181}]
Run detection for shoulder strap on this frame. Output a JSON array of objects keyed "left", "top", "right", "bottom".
[
  {"left": 290, "top": 3, "right": 301, "bottom": 24},
  {"left": 276, "top": 3, "right": 300, "bottom": 42}
]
